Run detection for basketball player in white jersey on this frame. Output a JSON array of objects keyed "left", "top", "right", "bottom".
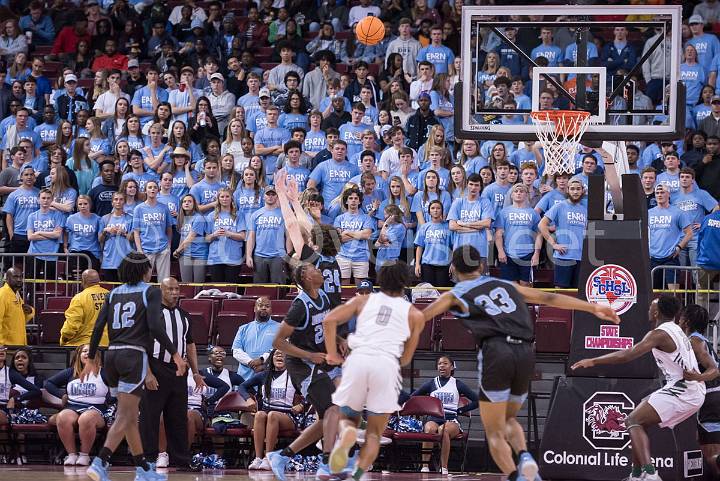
[
  {"left": 573, "top": 295, "right": 707, "bottom": 481},
  {"left": 322, "top": 261, "right": 425, "bottom": 480}
]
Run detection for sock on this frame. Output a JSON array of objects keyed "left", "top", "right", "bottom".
[
  {"left": 280, "top": 447, "right": 295, "bottom": 457},
  {"left": 508, "top": 470, "right": 519, "bottom": 481},
  {"left": 322, "top": 453, "right": 330, "bottom": 465},
  {"left": 352, "top": 467, "right": 365, "bottom": 480},
  {"left": 642, "top": 463, "right": 656, "bottom": 474},
  {"left": 631, "top": 465, "right": 642, "bottom": 477},
  {"left": 133, "top": 455, "right": 150, "bottom": 471},
  {"left": 98, "top": 447, "right": 113, "bottom": 465}
]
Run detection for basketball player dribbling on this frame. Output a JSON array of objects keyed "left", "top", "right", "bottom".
[
  {"left": 85, "top": 252, "right": 187, "bottom": 481},
  {"left": 322, "top": 261, "right": 425, "bottom": 481},
  {"left": 423, "top": 246, "right": 620, "bottom": 481}
]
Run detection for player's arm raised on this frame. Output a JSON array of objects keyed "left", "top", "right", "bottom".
[
  {"left": 400, "top": 306, "right": 427, "bottom": 367},
  {"left": 323, "top": 296, "right": 365, "bottom": 365},
  {"left": 514, "top": 284, "right": 621, "bottom": 324},
  {"left": 421, "top": 291, "right": 461, "bottom": 322},
  {"left": 571, "top": 330, "right": 665, "bottom": 370}
]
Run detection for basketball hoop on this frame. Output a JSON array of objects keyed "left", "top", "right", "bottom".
[{"left": 530, "top": 110, "right": 596, "bottom": 176}]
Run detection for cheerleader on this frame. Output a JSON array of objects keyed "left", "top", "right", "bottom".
[
  {"left": 203, "top": 346, "right": 245, "bottom": 390},
  {"left": 9, "top": 348, "right": 45, "bottom": 398},
  {"left": 411, "top": 355, "right": 478, "bottom": 475},
  {"left": 0, "top": 346, "right": 41, "bottom": 427},
  {"left": 240, "top": 350, "right": 305, "bottom": 471},
  {"left": 45, "top": 344, "right": 113, "bottom": 466}
]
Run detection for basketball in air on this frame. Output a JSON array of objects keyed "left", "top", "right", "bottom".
[{"left": 355, "top": 16, "right": 385, "bottom": 46}]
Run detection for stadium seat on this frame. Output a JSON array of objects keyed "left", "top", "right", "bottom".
[
  {"left": 392, "top": 396, "right": 444, "bottom": 471},
  {"left": 221, "top": 298, "right": 257, "bottom": 319},
  {"left": 269, "top": 299, "right": 293, "bottom": 316},
  {"left": 437, "top": 317, "right": 477, "bottom": 351},
  {"left": 39, "top": 311, "right": 65, "bottom": 344},
  {"left": 45, "top": 297, "right": 72, "bottom": 311},
  {"left": 204, "top": 392, "right": 255, "bottom": 467},
  {"left": 340, "top": 286, "right": 358, "bottom": 300},
  {"left": 243, "top": 286, "right": 279, "bottom": 299},
  {"left": 417, "top": 317, "right": 436, "bottom": 351},
  {"left": 215, "top": 313, "right": 249, "bottom": 347},
  {"left": 179, "top": 299, "right": 214, "bottom": 345},
  {"left": 535, "top": 319, "right": 571, "bottom": 353}
]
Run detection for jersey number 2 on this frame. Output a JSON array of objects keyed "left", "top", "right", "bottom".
[
  {"left": 112, "top": 302, "right": 137, "bottom": 329},
  {"left": 322, "top": 269, "right": 340, "bottom": 294},
  {"left": 473, "top": 287, "right": 517, "bottom": 315}
]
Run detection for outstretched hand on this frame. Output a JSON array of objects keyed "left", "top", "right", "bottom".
[
  {"left": 274, "top": 169, "right": 287, "bottom": 193},
  {"left": 571, "top": 358, "right": 595, "bottom": 370},
  {"left": 594, "top": 305, "right": 622, "bottom": 324},
  {"left": 286, "top": 178, "right": 299, "bottom": 202}
]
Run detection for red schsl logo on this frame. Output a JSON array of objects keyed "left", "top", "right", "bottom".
[{"left": 586, "top": 264, "right": 637, "bottom": 316}]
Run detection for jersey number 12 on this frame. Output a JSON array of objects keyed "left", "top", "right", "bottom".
[{"left": 112, "top": 302, "right": 137, "bottom": 329}]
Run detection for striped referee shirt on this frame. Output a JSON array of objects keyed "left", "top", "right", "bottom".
[{"left": 152, "top": 305, "right": 194, "bottom": 364}]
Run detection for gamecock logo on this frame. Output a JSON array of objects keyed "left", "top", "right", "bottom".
[
  {"left": 586, "top": 264, "right": 637, "bottom": 316},
  {"left": 582, "top": 392, "right": 634, "bottom": 450}
]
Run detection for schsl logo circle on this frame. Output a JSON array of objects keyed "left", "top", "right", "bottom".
[{"left": 586, "top": 264, "right": 637, "bottom": 316}]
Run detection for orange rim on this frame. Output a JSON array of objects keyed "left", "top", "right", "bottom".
[{"left": 530, "top": 110, "right": 591, "bottom": 136}]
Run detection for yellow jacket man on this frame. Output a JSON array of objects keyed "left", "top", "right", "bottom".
[
  {"left": 0, "top": 268, "right": 34, "bottom": 346},
  {"left": 60, "top": 270, "right": 109, "bottom": 346}
]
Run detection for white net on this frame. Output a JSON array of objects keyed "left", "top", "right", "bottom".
[{"left": 530, "top": 111, "right": 595, "bottom": 176}]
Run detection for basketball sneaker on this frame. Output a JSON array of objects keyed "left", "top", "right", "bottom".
[
  {"left": 259, "top": 457, "right": 271, "bottom": 470},
  {"left": 134, "top": 466, "right": 167, "bottom": 481},
  {"left": 86, "top": 457, "right": 111, "bottom": 481},
  {"left": 517, "top": 452, "right": 539, "bottom": 481},
  {"left": 641, "top": 473, "right": 662, "bottom": 481},
  {"left": 64, "top": 453, "right": 78, "bottom": 466},
  {"left": 329, "top": 425, "right": 357, "bottom": 473},
  {"left": 267, "top": 450, "right": 290, "bottom": 481},
  {"left": 155, "top": 452, "right": 169, "bottom": 468},
  {"left": 248, "top": 457, "right": 264, "bottom": 470},
  {"left": 76, "top": 453, "right": 91, "bottom": 466}
]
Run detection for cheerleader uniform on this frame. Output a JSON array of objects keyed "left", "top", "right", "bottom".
[
  {"left": 186, "top": 370, "right": 230, "bottom": 421},
  {"left": 203, "top": 366, "right": 244, "bottom": 391},
  {"left": 411, "top": 375, "right": 478, "bottom": 428},
  {"left": 239, "top": 369, "right": 304, "bottom": 428},
  {"left": 0, "top": 365, "right": 41, "bottom": 414},
  {"left": 44, "top": 368, "right": 112, "bottom": 415}
]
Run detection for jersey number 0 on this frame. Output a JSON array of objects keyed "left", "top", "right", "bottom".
[
  {"left": 112, "top": 302, "right": 137, "bottom": 329},
  {"left": 473, "top": 287, "right": 517, "bottom": 315}
]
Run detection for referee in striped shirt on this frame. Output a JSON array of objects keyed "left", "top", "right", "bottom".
[{"left": 139, "top": 277, "right": 205, "bottom": 470}]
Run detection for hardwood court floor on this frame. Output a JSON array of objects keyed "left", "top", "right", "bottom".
[{"left": 0, "top": 465, "right": 508, "bottom": 481}]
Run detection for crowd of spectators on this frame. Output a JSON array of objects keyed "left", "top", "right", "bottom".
[{"left": 0, "top": 0, "right": 716, "bottom": 293}]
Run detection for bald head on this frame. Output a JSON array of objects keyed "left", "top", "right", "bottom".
[
  {"left": 5, "top": 267, "right": 23, "bottom": 291},
  {"left": 161, "top": 277, "right": 180, "bottom": 308},
  {"left": 81, "top": 269, "right": 100, "bottom": 288}
]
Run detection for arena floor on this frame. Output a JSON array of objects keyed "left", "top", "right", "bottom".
[{"left": 0, "top": 466, "right": 509, "bottom": 480}]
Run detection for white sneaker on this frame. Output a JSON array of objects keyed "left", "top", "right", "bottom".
[
  {"left": 76, "top": 453, "right": 91, "bottom": 466},
  {"left": 156, "top": 452, "right": 170, "bottom": 468},
  {"left": 259, "top": 458, "right": 271, "bottom": 470},
  {"left": 641, "top": 473, "right": 662, "bottom": 481},
  {"left": 248, "top": 457, "right": 264, "bottom": 470},
  {"left": 441, "top": 467, "right": 449, "bottom": 475},
  {"left": 420, "top": 466, "right": 430, "bottom": 473},
  {"left": 64, "top": 453, "right": 78, "bottom": 466}
]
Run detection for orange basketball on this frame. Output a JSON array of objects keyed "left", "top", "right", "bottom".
[{"left": 355, "top": 16, "right": 385, "bottom": 46}]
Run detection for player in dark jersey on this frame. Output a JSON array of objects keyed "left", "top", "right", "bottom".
[
  {"left": 422, "top": 245, "right": 620, "bottom": 481},
  {"left": 85, "top": 252, "right": 187, "bottom": 481},
  {"left": 679, "top": 305, "right": 720, "bottom": 476},
  {"left": 267, "top": 262, "right": 342, "bottom": 481}
]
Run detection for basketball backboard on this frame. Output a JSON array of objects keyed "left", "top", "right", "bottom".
[{"left": 454, "top": 5, "right": 685, "bottom": 142}]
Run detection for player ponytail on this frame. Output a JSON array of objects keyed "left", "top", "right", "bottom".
[
  {"left": 118, "top": 252, "right": 152, "bottom": 285},
  {"left": 377, "top": 260, "right": 410, "bottom": 295},
  {"left": 680, "top": 304, "right": 709, "bottom": 334}
]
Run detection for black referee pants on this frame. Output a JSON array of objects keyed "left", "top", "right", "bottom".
[{"left": 139, "top": 358, "right": 190, "bottom": 466}]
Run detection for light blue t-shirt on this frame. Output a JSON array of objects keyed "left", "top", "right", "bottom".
[
  {"left": 3, "top": 187, "right": 40, "bottom": 236},
  {"left": 414, "top": 221, "right": 452, "bottom": 266},
  {"left": 132, "top": 201, "right": 171, "bottom": 253},
  {"left": 656, "top": 171, "right": 681, "bottom": 194},
  {"left": 531, "top": 44, "right": 564, "bottom": 67},
  {"left": 34, "top": 122, "right": 58, "bottom": 146},
  {"left": 285, "top": 165, "right": 311, "bottom": 192},
  {"left": 179, "top": 213, "right": 208, "bottom": 260},
  {"left": 535, "top": 189, "right": 567, "bottom": 215},
  {"left": 122, "top": 171, "right": 159, "bottom": 193},
  {"left": 417, "top": 45, "right": 455, "bottom": 74},
  {"left": 416, "top": 167, "right": 450, "bottom": 192},
  {"left": 309, "top": 159, "right": 359, "bottom": 203},
  {"left": 157, "top": 192, "right": 180, "bottom": 226},
  {"left": 189, "top": 179, "right": 223, "bottom": 206},
  {"left": 254, "top": 126, "right": 291, "bottom": 182},
  {"left": 132, "top": 86, "right": 169, "bottom": 125},
  {"left": 687, "top": 33, "right": 720, "bottom": 72},
  {"left": 411, "top": 190, "right": 452, "bottom": 223},
  {"left": 27, "top": 209, "right": 65, "bottom": 261},
  {"left": 496, "top": 206, "right": 540, "bottom": 258},
  {"left": 338, "top": 122, "right": 366, "bottom": 159},
  {"left": 544, "top": 200, "right": 588, "bottom": 261},
  {"left": 481, "top": 182, "right": 513, "bottom": 222},
  {"left": 648, "top": 205, "right": 691, "bottom": 259},
  {"left": 205, "top": 211, "right": 246, "bottom": 265},
  {"left": 304, "top": 130, "right": 327, "bottom": 154},
  {"left": 334, "top": 211, "right": 375, "bottom": 261},
  {"left": 447, "top": 196, "right": 494, "bottom": 256},
  {"left": 278, "top": 113, "right": 308, "bottom": 131},
  {"left": 100, "top": 212, "right": 134, "bottom": 269},
  {"left": 249, "top": 207, "right": 286, "bottom": 258},
  {"left": 680, "top": 62, "right": 706, "bottom": 106},
  {"left": 65, "top": 212, "right": 102, "bottom": 257},
  {"left": 375, "top": 223, "right": 406, "bottom": 271},
  {"left": 171, "top": 169, "right": 199, "bottom": 199},
  {"left": 671, "top": 189, "right": 718, "bottom": 238}
]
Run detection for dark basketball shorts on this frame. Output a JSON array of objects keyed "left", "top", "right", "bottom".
[
  {"left": 286, "top": 358, "right": 336, "bottom": 419},
  {"left": 104, "top": 346, "right": 148, "bottom": 396},
  {"left": 477, "top": 336, "right": 535, "bottom": 405}
]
